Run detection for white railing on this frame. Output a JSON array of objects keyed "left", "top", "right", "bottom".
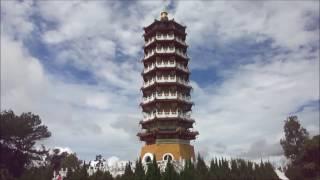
[
  {"left": 156, "top": 60, "right": 176, "bottom": 68},
  {"left": 143, "top": 76, "right": 189, "bottom": 88},
  {"left": 143, "top": 111, "right": 192, "bottom": 121},
  {"left": 144, "top": 50, "right": 155, "bottom": 59},
  {"left": 142, "top": 95, "right": 156, "bottom": 104},
  {"left": 144, "top": 35, "right": 186, "bottom": 47},
  {"left": 144, "top": 48, "right": 188, "bottom": 60},
  {"left": 141, "top": 92, "right": 192, "bottom": 104},
  {"left": 175, "top": 49, "right": 188, "bottom": 59},
  {"left": 175, "top": 37, "right": 187, "bottom": 46},
  {"left": 156, "top": 47, "right": 175, "bottom": 54},
  {"left": 143, "top": 64, "right": 156, "bottom": 73},
  {"left": 176, "top": 63, "right": 188, "bottom": 72},
  {"left": 156, "top": 34, "right": 174, "bottom": 40},
  {"left": 145, "top": 37, "right": 155, "bottom": 46},
  {"left": 143, "top": 61, "right": 188, "bottom": 73},
  {"left": 142, "top": 78, "right": 156, "bottom": 88}
]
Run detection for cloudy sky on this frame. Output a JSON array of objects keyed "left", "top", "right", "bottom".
[{"left": 1, "top": 0, "right": 319, "bottom": 163}]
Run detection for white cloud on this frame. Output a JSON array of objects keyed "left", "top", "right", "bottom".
[
  {"left": 1, "top": 0, "right": 35, "bottom": 39},
  {"left": 192, "top": 48, "right": 319, "bottom": 158},
  {"left": 174, "top": 1, "right": 318, "bottom": 50}
]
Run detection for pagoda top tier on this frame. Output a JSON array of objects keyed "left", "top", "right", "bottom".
[{"left": 143, "top": 12, "right": 186, "bottom": 37}]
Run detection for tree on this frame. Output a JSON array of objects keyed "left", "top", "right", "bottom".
[
  {"left": 121, "top": 162, "right": 134, "bottom": 180},
  {"left": 299, "top": 135, "right": 320, "bottom": 179},
  {"left": 61, "top": 153, "right": 82, "bottom": 171},
  {"left": 208, "top": 158, "right": 218, "bottom": 180},
  {"left": 0, "top": 110, "right": 51, "bottom": 177},
  {"left": 280, "top": 116, "right": 309, "bottom": 162},
  {"left": 280, "top": 115, "right": 320, "bottom": 180},
  {"left": 47, "top": 148, "right": 67, "bottom": 172},
  {"left": 161, "top": 160, "right": 178, "bottom": 180},
  {"left": 195, "top": 154, "right": 209, "bottom": 180},
  {"left": 0, "top": 168, "right": 16, "bottom": 180},
  {"left": 19, "top": 166, "right": 53, "bottom": 180},
  {"left": 66, "top": 162, "right": 90, "bottom": 180},
  {"left": 179, "top": 159, "right": 195, "bottom": 180},
  {"left": 89, "top": 170, "right": 113, "bottom": 180},
  {"left": 145, "top": 155, "right": 161, "bottom": 180},
  {"left": 134, "top": 158, "right": 145, "bottom": 180}
]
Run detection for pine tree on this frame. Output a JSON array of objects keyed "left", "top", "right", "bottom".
[
  {"left": 280, "top": 116, "right": 309, "bottom": 162},
  {"left": 0, "top": 110, "right": 51, "bottom": 177},
  {"left": 161, "top": 160, "right": 179, "bottom": 180},
  {"left": 134, "top": 159, "right": 145, "bottom": 180},
  {"left": 208, "top": 158, "right": 218, "bottom": 180},
  {"left": 121, "top": 162, "right": 134, "bottom": 180},
  {"left": 195, "top": 154, "right": 209, "bottom": 180},
  {"left": 145, "top": 156, "right": 160, "bottom": 180},
  {"left": 179, "top": 159, "right": 195, "bottom": 180}
]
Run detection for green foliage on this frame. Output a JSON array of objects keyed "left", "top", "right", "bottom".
[
  {"left": 161, "top": 160, "right": 179, "bottom": 180},
  {"left": 89, "top": 170, "right": 113, "bottom": 180},
  {"left": 0, "top": 110, "right": 51, "bottom": 177},
  {"left": 0, "top": 168, "right": 16, "bottom": 180},
  {"left": 195, "top": 154, "right": 209, "bottom": 180},
  {"left": 65, "top": 162, "right": 89, "bottom": 180},
  {"left": 134, "top": 158, "right": 145, "bottom": 180},
  {"left": 280, "top": 116, "right": 320, "bottom": 180},
  {"left": 299, "top": 135, "right": 320, "bottom": 179},
  {"left": 121, "top": 162, "right": 134, "bottom": 180},
  {"left": 61, "top": 153, "right": 82, "bottom": 170},
  {"left": 18, "top": 166, "right": 53, "bottom": 180},
  {"left": 280, "top": 116, "right": 309, "bottom": 162},
  {"left": 145, "top": 155, "right": 161, "bottom": 180},
  {"left": 180, "top": 159, "right": 195, "bottom": 180}
]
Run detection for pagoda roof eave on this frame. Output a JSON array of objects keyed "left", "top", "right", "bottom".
[{"left": 143, "top": 19, "right": 186, "bottom": 32}]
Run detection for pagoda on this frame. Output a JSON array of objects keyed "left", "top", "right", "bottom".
[{"left": 137, "top": 11, "right": 198, "bottom": 162}]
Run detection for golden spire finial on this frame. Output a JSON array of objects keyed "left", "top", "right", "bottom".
[{"left": 160, "top": 0, "right": 168, "bottom": 21}]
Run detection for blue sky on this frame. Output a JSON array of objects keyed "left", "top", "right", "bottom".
[{"left": 1, "top": 0, "right": 319, "bottom": 164}]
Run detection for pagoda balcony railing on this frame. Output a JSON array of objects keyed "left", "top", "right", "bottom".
[
  {"left": 144, "top": 48, "right": 188, "bottom": 60},
  {"left": 155, "top": 47, "right": 175, "bottom": 54},
  {"left": 144, "top": 50, "right": 155, "bottom": 59},
  {"left": 142, "top": 76, "right": 189, "bottom": 88},
  {"left": 156, "top": 34, "right": 175, "bottom": 40},
  {"left": 142, "top": 92, "right": 191, "bottom": 104},
  {"left": 144, "top": 35, "right": 186, "bottom": 47},
  {"left": 143, "top": 61, "right": 189, "bottom": 73},
  {"left": 142, "top": 111, "right": 192, "bottom": 121},
  {"left": 145, "top": 37, "right": 156, "bottom": 46},
  {"left": 175, "top": 49, "right": 188, "bottom": 59},
  {"left": 176, "top": 63, "right": 189, "bottom": 72},
  {"left": 174, "top": 37, "right": 187, "bottom": 46}
]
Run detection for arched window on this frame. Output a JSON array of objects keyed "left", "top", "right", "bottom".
[
  {"left": 142, "top": 153, "right": 154, "bottom": 164},
  {"left": 162, "top": 153, "right": 174, "bottom": 161},
  {"left": 145, "top": 156, "right": 151, "bottom": 163}
]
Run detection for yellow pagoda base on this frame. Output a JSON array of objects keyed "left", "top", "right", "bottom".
[{"left": 140, "top": 143, "right": 195, "bottom": 161}]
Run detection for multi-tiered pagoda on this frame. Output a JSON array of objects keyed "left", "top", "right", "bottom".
[{"left": 137, "top": 11, "right": 198, "bottom": 163}]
